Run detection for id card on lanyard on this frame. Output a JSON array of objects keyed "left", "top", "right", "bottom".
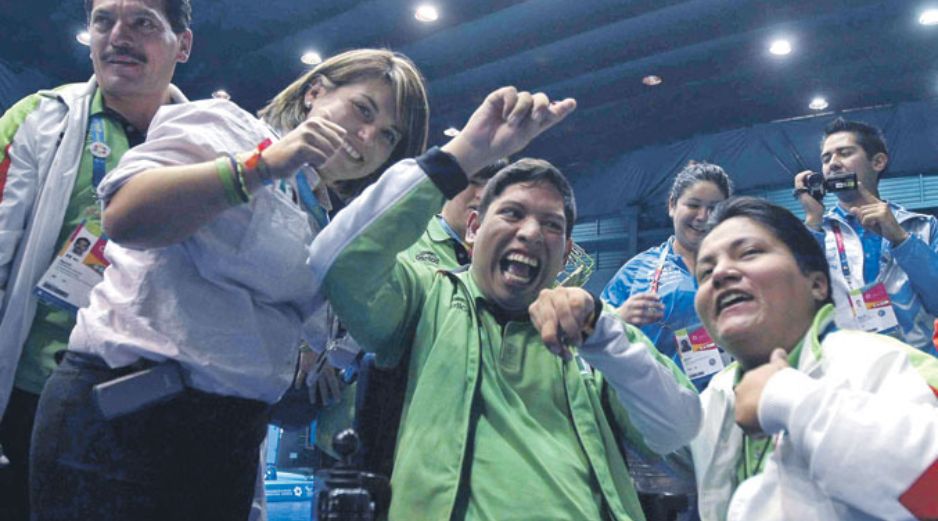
[
  {"left": 650, "top": 240, "right": 728, "bottom": 380},
  {"left": 34, "top": 115, "right": 113, "bottom": 313},
  {"left": 830, "top": 222, "right": 899, "bottom": 335}
]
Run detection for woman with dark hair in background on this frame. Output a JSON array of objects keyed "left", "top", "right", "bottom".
[
  {"left": 29, "top": 48, "right": 429, "bottom": 520},
  {"left": 601, "top": 161, "right": 733, "bottom": 520},
  {"left": 691, "top": 196, "right": 938, "bottom": 521}
]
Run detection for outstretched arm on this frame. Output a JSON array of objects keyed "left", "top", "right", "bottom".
[
  {"left": 309, "top": 87, "right": 576, "bottom": 359},
  {"left": 529, "top": 287, "right": 701, "bottom": 454}
]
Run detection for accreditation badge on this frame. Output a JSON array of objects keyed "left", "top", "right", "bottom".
[
  {"left": 34, "top": 219, "right": 109, "bottom": 313},
  {"left": 848, "top": 282, "right": 900, "bottom": 336},
  {"left": 675, "top": 325, "right": 726, "bottom": 380}
]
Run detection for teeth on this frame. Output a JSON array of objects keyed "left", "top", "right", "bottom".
[
  {"left": 342, "top": 142, "right": 362, "bottom": 161},
  {"left": 505, "top": 252, "right": 538, "bottom": 268},
  {"left": 717, "top": 291, "right": 750, "bottom": 312}
]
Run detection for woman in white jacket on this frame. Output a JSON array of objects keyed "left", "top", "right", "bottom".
[{"left": 690, "top": 196, "right": 938, "bottom": 521}]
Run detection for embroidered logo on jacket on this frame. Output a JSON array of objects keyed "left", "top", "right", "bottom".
[{"left": 415, "top": 251, "right": 440, "bottom": 265}]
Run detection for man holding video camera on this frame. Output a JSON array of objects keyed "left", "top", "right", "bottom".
[{"left": 794, "top": 118, "right": 938, "bottom": 354}]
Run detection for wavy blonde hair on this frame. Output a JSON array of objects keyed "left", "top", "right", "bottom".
[{"left": 258, "top": 49, "right": 429, "bottom": 198}]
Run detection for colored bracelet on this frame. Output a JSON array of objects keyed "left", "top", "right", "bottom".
[
  {"left": 215, "top": 156, "right": 244, "bottom": 206},
  {"left": 226, "top": 153, "right": 251, "bottom": 203},
  {"left": 230, "top": 156, "right": 250, "bottom": 204},
  {"left": 245, "top": 138, "right": 274, "bottom": 186}
]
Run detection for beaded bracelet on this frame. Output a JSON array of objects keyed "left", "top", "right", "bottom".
[{"left": 215, "top": 156, "right": 245, "bottom": 206}]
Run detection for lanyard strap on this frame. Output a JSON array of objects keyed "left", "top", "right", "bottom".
[
  {"left": 829, "top": 222, "right": 855, "bottom": 289},
  {"left": 295, "top": 169, "right": 330, "bottom": 229},
  {"left": 649, "top": 238, "right": 673, "bottom": 294},
  {"left": 742, "top": 434, "right": 776, "bottom": 480},
  {"left": 88, "top": 115, "right": 109, "bottom": 189}
]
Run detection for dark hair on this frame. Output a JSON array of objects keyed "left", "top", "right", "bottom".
[
  {"left": 704, "top": 196, "right": 832, "bottom": 306},
  {"left": 85, "top": 0, "right": 192, "bottom": 33},
  {"left": 822, "top": 117, "right": 888, "bottom": 160},
  {"left": 668, "top": 160, "right": 734, "bottom": 204},
  {"left": 478, "top": 158, "right": 576, "bottom": 239},
  {"left": 473, "top": 158, "right": 510, "bottom": 183}
]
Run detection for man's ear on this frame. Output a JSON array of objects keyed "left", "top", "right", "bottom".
[
  {"left": 667, "top": 197, "right": 676, "bottom": 219},
  {"left": 465, "top": 210, "right": 481, "bottom": 246},
  {"left": 809, "top": 270, "right": 829, "bottom": 303},
  {"left": 561, "top": 237, "right": 573, "bottom": 266},
  {"left": 176, "top": 30, "right": 193, "bottom": 63},
  {"left": 871, "top": 152, "right": 888, "bottom": 175}
]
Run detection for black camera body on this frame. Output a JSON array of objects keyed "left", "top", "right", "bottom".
[{"left": 803, "top": 171, "right": 858, "bottom": 201}]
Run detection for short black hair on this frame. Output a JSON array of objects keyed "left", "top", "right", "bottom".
[
  {"left": 478, "top": 158, "right": 576, "bottom": 239},
  {"left": 85, "top": 0, "right": 192, "bottom": 33},
  {"left": 703, "top": 196, "right": 832, "bottom": 306},
  {"left": 472, "top": 158, "right": 510, "bottom": 183},
  {"left": 822, "top": 117, "right": 888, "bottom": 160},
  {"left": 669, "top": 160, "right": 734, "bottom": 204}
]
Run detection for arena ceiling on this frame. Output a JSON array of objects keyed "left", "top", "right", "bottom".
[{"left": 3, "top": 0, "right": 937, "bottom": 204}]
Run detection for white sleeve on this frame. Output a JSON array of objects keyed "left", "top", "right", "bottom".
[
  {"left": 759, "top": 360, "right": 938, "bottom": 520},
  {"left": 97, "top": 99, "right": 269, "bottom": 206},
  {"left": 578, "top": 312, "right": 702, "bottom": 454},
  {"left": 0, "top": 108, "right": 41, "bottom": 303}
]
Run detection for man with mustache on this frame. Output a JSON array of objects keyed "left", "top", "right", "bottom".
[
  {"left": 0, "top": 1, "right": 192, "bottom": 519},
  {"left": 308, "top": 88, "right": 701, "bottom": 520}
]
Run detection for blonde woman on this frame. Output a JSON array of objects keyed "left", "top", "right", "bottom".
[{"left": 30, "top": 49, "right": 428, "bottom": 521}]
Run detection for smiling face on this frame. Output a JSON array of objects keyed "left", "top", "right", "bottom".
[
  {"left": 89, "top": 0, "right": 191, "bottom": 103},
  {"left": 669, "top": 180, "right": 726, "bottom": 257},
  {"left": 467, "top": 181, "right": 572, "bottom": 313},
  {"left": 821, "top": 131, "right": 887, "bottom": 198},
  {"left": 303, "top": 77, "right": 402, "bottom": 185},
  {"left": 694, "top": 216, "right": 828, "bottom": 369}
]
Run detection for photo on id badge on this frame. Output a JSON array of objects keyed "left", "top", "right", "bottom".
[
  {"left": 34, "top": 220, "right": 109, "bottom": 313},
  {"left": 674, "top": 325, "right": 727, "bottom": 380}
]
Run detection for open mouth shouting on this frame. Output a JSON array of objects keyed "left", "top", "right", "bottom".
[
  {"left": 500, "top": 251, "right": 541, "bottom": 286},
  {"left": 715, "top": 289, "right": 754, "bottom": 316}
]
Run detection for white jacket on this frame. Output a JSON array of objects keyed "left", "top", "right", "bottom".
[
  {"left": 0, "top": 77, "right": 186, "bottom": 417},
  {"left": 691, "top": 305, "right": 938, "bottom": 521}
]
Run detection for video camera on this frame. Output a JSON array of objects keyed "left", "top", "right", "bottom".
[{"left": 802, "top": 171, "right": 858, "bottom": 201}]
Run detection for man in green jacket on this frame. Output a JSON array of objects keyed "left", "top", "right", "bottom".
[{"left": 309, "top": 87, "right": 702, "bottom": 520}]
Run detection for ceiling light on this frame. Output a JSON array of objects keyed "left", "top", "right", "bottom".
[
  {"left": 76, "top": 31, "right": 90, "bottom": 46},
  {"left": 919, "top": 8, "right": 938, "bottom": 25},
  {"left": 769, "top": 39, "right": 792, "bottom": 56},
  {"left": 212, "top": 90, "right": 231, "bottom": 100},
  {"left": 642, "top": 75, "right": 662, "bottom": 86},
  {"left": 415, "top": 5, "right": 439, "bottom": 22},
  {"left": 809, "top": 97, "right": 829, "bottom": 111},
  {"left": 443, "top": 127, "right": 460, "bottom": 137},
  {"left": 301, "top": 51, "right": 322, "bottom": 65}
]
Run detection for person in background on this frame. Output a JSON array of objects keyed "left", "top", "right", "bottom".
[
  {"left": 404, "top": 158, "right": 509, "bottom": 268},
  {"left": 0, "top": 1, "right": 192, "bottom": 519},
  {"left": 601, "top": 161, "right": 733, "bottom": 520},
  {"left": 691, "top": 196, "right": 938, "bottom": 521},
  {"left": 603, "top": 161, "right": 734, "bottom": 390},
  {"left": 29, "top": 48, "right": 428, "bottom": 520},
  {"left": 793, "top": 118, "right": 938, "bottom": 355}
]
